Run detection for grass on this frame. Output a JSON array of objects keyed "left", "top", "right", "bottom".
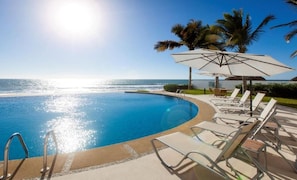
[
  {"left": 182, "top": 89, "right": 297, "bottom": 109},
  {"left": 269, "top": 97, "right": 297, "bottom": 109}
]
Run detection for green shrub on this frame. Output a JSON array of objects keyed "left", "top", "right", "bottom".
[
  {"left": 163, "top": 84, "right": 189, "bottom": 92},
  {"left": 269, "top": 83, "right": 297, "bottom": 98},
  {"left": 236, "top": 83, "right": 297, "bottom": 99}
]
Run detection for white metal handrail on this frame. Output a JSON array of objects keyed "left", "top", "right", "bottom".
[
  {"left": 0, "top": 132, "right": 29, "bottom": 180},
  {"left": 40, "top": 130, "right": 58, "bottom": 173}
]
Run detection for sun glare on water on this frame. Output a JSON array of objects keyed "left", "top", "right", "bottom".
[
  {"left": 44, "top": 0, "right": 102, "bottom": 41},
  {"left": 43, "top": 95, "right": 96, "bottom": 153}
]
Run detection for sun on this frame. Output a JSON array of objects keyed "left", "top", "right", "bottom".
[{"left": 44, "top": 0, "right": 101, "bottom": 41}]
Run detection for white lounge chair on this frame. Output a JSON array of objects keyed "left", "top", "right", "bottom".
[
  {"left": 190, "top": 99, "right": 278, "bottom": 179},
  {"left": 151, "top": 121, "right": 260, "bottom": 179},
  {"left": 213, "top": 90, "right": 250, "bottom": 107},
  {"left": 191, "top": 98, "right": 297, "bottom": 175},
  {"left": 192, "top": 100, "right": 276, "bottom": 140},
  {"left": 210, "top": 88, "right": 240, "bottom": 104},
  {"left": 218, "top": 92, "right": 265, "bottom": 115},
  {"left": 190, "top": 121, "right": 274, "bottom": 179},
  {"left": 214, "top": 98, "right": 277, "bottom": 127}
]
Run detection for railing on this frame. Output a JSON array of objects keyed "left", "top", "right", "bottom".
[
  {"left": 0, "top": 133, "right": 29, "bottom": 180},
  {"left": 40, "top": 130, "right": 58, "bottom": 173}
]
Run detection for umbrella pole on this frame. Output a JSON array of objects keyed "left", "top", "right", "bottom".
[
  {"left": 215, "top": 76, "right": 219, "bottom": 88},
  {"left": 250, "top": 78, "right": 253, "bottom": 117}
]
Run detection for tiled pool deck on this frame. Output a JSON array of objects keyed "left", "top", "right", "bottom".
[{"left": 1, "top": 92, "right": 296, "bottom": 179}]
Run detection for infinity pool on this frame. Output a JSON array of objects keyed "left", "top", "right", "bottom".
[{"left": 0, "top": 92, "right": 198, "bottom": 160}]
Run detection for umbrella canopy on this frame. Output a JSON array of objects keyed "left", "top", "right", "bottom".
[
  {"left": 172, "top": 48, "right": 294, "bottom": 77},
  {"left": 172, "top": 48, "right": 294, "bottom": 116}
]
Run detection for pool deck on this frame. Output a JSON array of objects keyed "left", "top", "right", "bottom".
[{"left": 1, "top": 92, "right": 297, "bottom": 179}]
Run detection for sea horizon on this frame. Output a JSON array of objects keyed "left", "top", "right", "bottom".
[
  {"left": 0, "top": 78, "right": 295, "bottom": 97},
  {"left": 0, "top": 79, "right": 188, "bottom": 96}
]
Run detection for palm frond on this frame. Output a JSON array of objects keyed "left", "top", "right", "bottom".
[
  {"left": 154, "top": 41, "right": 182, "bottom": 52},
  {"left": 285, "top": 28, "right": 297, "bottom": 41},
  {"left": 171, "top": 24, "right": 184, "bottom": 40},
  {"left": 271, "top": 20, "right": 297, "bottom": 29},
  {"left": 250, "top": 15, "right": 275, "bottom": 41},
  {"left": 291, "top": 50, "right": 297, "bottom": 58}
]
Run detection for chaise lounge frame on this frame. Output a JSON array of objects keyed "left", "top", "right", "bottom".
[{"left": 151, "top": 121, "right": 259, "bottom": 179}]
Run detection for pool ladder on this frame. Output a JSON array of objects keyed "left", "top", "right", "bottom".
[
  {"left": 0, "top": 133, "right": 29, "bottom": 180},
  {"left": 0, "top": 131, "right": 58, "bottom": 179},
  {"left": 40, "top": 130, "right": 58, "bottom": 173}
]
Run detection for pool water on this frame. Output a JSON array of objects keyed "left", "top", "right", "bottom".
[{"left": 0, "top": 93, "right": 198, "bottom": 160}]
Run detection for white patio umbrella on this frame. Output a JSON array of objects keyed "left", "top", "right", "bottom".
[
  {"left": 172, "top": 48, "right": 294, "bottom": 115},
  {"left": 172, "top": 48, "right": 293, "bottom": 77}
]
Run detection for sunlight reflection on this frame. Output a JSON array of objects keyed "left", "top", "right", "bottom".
[
  {"left": 43, "top": 95, "right": 85, "bottom": 113},
  {"left": 45, "top": 117, "right": 95, "bottom": 154},
  {"left": 48, "top": 78, "right": 100, "bottom": 88},
  {"left": 42, "top": 94, "right": 96, "bottom": 153},
  {"left": 47, "top": 78, "right": 107, "bottom": 94}
]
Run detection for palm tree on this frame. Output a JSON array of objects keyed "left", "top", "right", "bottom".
[
  {"left": 271, "top": 0, "right": 297, "bottom": 58},
  {"left": 214, "top": 9, "right": 275, "bottom": 91},
  {"left": 154, "top": 19, "right": 221, "bottom": 89}
]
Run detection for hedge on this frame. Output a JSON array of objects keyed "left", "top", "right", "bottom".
[
  {"left": 163, "top": 84, "right": 189, "bottom": 92},
  {"left": 235, "top": 83, "right": 297, "bottom": 99}
]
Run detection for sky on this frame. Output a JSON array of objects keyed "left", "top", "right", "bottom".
[{"left": 0, "top": 0, "right": 296, "bottom": 80}]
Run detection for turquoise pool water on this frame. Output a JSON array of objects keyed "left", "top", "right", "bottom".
[{"left": 0, "top": 92, "right": 198, "bottom": 160}]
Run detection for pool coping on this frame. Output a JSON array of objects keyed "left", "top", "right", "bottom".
[{"left": 0, "top": 91, "right": 216, "bottom": 179}]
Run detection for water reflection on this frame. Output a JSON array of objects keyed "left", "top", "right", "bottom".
[
  {"left": 43, "top": 95, "right": 85, "bottom": 113},
  {"left": 41, "top": 95, "right": 96, "bottom": 154}
]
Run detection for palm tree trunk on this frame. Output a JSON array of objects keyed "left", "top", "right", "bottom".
[{"left": 188, "top": 67, "right": 192, "bottom": 89}]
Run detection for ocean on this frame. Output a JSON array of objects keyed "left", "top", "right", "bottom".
[
  {"left": 0, "top": 79, "right": 188, "bottom": 96},
  {"left": 0, "top": 79, "right": 294, "bottom": 96}
]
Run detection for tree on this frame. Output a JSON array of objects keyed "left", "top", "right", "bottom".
[
  {"left": 214, "top": 9, "right": 275, "bottom": 91},
  {"left": 271, "top": 0, "right": 297, "bottom": 58},
  {"left": 154, "top": 19, "right": 221, "bottom": 89}
]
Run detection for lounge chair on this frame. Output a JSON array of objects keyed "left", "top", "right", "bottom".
[
  {"left": 190, "top": 121, "right": 274, "bottom": 179},
  {"left": 213, "top": 90, "right": 250, "bottom": 107},
  {"left": 151, "top": 121, "right": 260, "bottom": 179},
  {"left": 191, "top": 99, "right": 276, "bottom": 140},
  {"left": 175, "top": 89, "right": 185, "bottom": 97},
  {"left": 191, "top": 99, "right": 297, "bottom": 175},
  {"left": 214, "top": 98, "right": 277, "bottom": 128},
  {"left": 210, "top": 88, "right": 240, "bottom": 104},
  {"left": 190, "top": 102, "right": 277, "bottom": 179},
  {"left": 218, "top": 92, "right": 265, "bottom": 115}
]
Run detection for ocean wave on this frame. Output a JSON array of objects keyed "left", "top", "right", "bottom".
[{"left": 0, "top": 79, "right": 173, "bottom": 97}]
